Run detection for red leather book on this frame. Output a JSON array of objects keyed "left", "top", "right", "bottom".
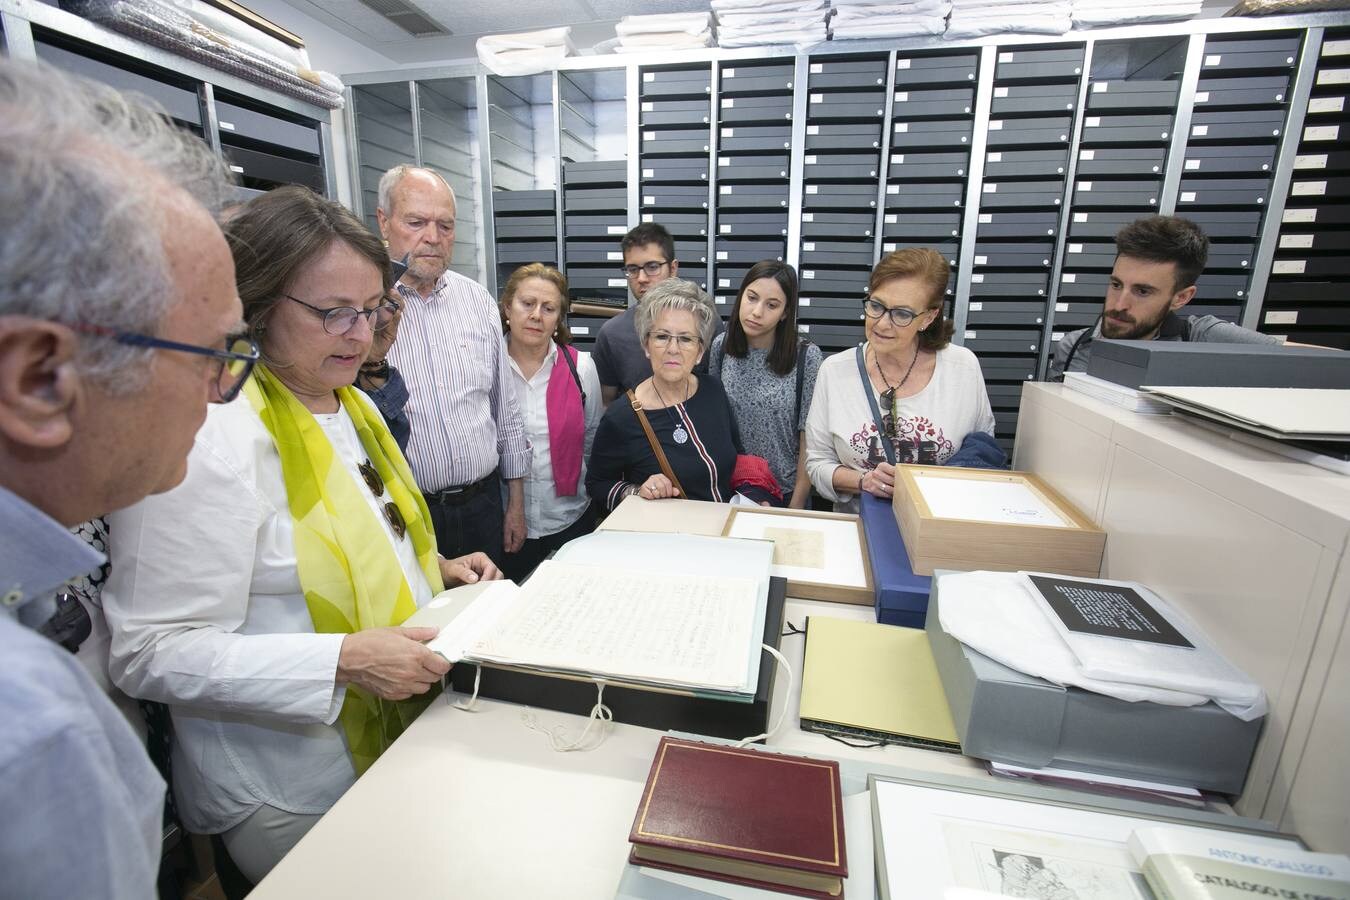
[{"left": 628, "top": 737, "right": 847, "bottom": 899}]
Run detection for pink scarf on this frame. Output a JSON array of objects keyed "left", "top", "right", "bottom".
[{"left": 546, "top": 343, "right": 585, "bottom": 496}]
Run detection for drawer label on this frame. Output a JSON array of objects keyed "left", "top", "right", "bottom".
[
  {"left": 643, "top": 131, "right": 655, "bottom": 139},
  {"left": 607, "top": 251, "right": 622, "bottom": 260},
  {"left": 1280, "top": 234, "right": 1314, "bottom": 249},
  {"left": 803, "top": 242, "right": 816, "bottom": 251},
  {"left": 1205, "top": 54, "right": 1221, "bottom": 66},
  {"left": 1093, "top": 82, "right": 1108, "bottom": 93},
  {"left": 1265, "top": 311, "right": 1298, "bottom": 324},
  {"left": 1085, "top": 117, "right": 1101, "bottom": 127},
  {"left": 972, "top": 273, "right": 985, "bottom": 282},
  {"left": 1324, "top": 39, "right": 1350, "bottom": 56},
  {"left": 989, "top": 120, "right": 1003, "bottom": 130},
  {"left": 975, "top": 255, "right": 988, "bottom": 265},
  {"left": 1181, "top": 191, "right": 1197, "bottom": 202},
  {"left": 1080, "top": 181, "right": 1093, "bottom": 191},
  {"left": 571, "top": 326, "right": 590, "bottom": 335},
  {"left": 717, "top": 251, "right": 728, "bottom": 260},
  {"left": 1069, "top": 243, "right": 1083, "bottom": 253},
  {"left": 811, "top": 63, "right": 824, "bottom": 73},
  {"left": 719, "top": 224, "right": 732, "bottom": 233},
  {"left": 810, "top": 94, "right": 824, "bottom": 103},
  {"left": 896, "top": 59, "right": 911, "bottom": 69},
  {"left": 1282, "top": 208, "right": 1317, "bottom": 223},
  {"left": 641, "top": 102, "right": 653, "bottom": 111},
  {"left": 885, "top": 214, "right": 898, "bottom": 223},
  {"left": 969, "top": 302, "right": 983, "bottom": 310},
  {"left": 894, "top": 91, "right": 909, "bottom": 102},
  {"left": 719, "top": 278, "right": 732, "bottom": 287},
  {"left": 219, "top": 121, "right": 235, "bottom": 131},
  {"left": 608, "top": 278, "right": 627, "bottom": 287},
  {"left": 994, "top": 87, "right": 1009, "bottom": 97},
  {"left": 800, "top": 298, "right": 811, "bottom": 306},
  {"left": 1272, "top": 260, "right": 1306, "bottom": 274},
  {"left": 643, "top": 73, "right": 655, "bottom": 82},
  {"left": 608, "top": 225, "right": 626, "bottom": 235},
  {"left": 807, "top": 185, "right": 819, "bottom": 193},
  {"left": 1293, "top": 154, "right": 1327, "bottom": 169},
  {"left": 1073, "top": 212, "right": 1088, "bottom": 222},
  {"left": 643, "top": 196, "right": 655, "bottom": 205},
  {"left": 723, "top": 128, "right": 735, "bottom": 136},
  {"left": 984, "top": 183, "right": 997, "bottom": 192},
  {"left": 1303, "top": 125, "right": 1340, "bottom": 140},
  {"left": 642, "top": 213, "right": 654, "bottom": 222},
  {"left": 1192, "top": 125, "right": 1209, "bottom": 136},
  {"left": 1195, "top": 92, "right": 1210, "bottom": 103},
  {"left": 979, "top": 213, "right": 993, "bottom": 223},
  {"left": 894, "top": 123, "right": 908, "bottom": 133},
  {"left": 642, "top": 168, "right": 654, "bottom": 177},
  {"left": 1056, "top": 303, "right": 1069, "bottom": 311},
  {"left": 999, "top": 52, "right": 1014, "bottom": 62},
  {"left": 721, "top": 98, "right": 734, "bottom": 108},
  {"left": 886, "top": 184, "right": 899, "bottom": 194},
  {"left": 802, "top": 213, "right": 815, "bottom": 221},
  {"left": 804, "top": 270, "right": 816, "bottom": 279},
  {"left": 1308, "top": 96, "right": 1345, "bottom": 113},
  {"left": 1185, "top": 159, "right": 1201, "bottom": 170},
  {"left": 807, "top": 125, "right": 820, "bottom": 134},
  {"left": 965, "top": 330, "right": 978, "bottom": 339},
  {"left": 1062, "top": 273, "right": 1077, "bottom": 283},
  {"left": 1291, "top": 181, "right": 1327, "bottom": 196},
  {"left": 1317, "top": 69, "right": 1350, "bottom": 85},
  {"left": 1079, "top": 149, "right": 1095, "bottom": 160}
]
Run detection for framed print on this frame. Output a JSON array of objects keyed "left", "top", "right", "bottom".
[{"left": 723, "top": 507, "right": 874, "bottom": 605}]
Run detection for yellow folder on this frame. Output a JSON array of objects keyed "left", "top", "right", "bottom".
[{"left": 798, "top": 616, "right": 961, "bottom": 751}]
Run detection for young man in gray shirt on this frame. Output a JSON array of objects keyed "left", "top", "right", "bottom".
[{"left": 1049, "top": 215, "right": 1280, "bottom": 380}]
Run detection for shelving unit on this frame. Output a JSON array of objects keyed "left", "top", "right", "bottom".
[{"left": 2, "top": 1, "right": 338, "bottom": 202}]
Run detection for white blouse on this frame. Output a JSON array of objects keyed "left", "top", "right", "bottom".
[
  {"left": 805, "top": 343, "right": 997, "bottom": 514},
  {"left": 102, "top": 393, "right": 434, "bottom": 834},
  {"left": 507, "top": 341, "right": 602, "bottom": 539}
]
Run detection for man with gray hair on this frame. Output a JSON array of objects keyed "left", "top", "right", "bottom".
[
  {"left": 376, "top": 165, "right": 528, "bottom": 565},
  {"left": 0, "top": 59, "right": 251, "bottom": 897}
]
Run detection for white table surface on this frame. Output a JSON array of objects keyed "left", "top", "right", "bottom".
[{"left": 248, "top": 593, "right": 983, "bottom": 899}]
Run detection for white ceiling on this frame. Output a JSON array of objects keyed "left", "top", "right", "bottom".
[{"left": 278, "top": 0, "right": 712, "bottom": 67}]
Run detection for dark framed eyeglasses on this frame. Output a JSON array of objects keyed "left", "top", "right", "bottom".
[
  {"left": 358, "top": 459, "right": 407, "bottom": 540},
  {"left": 862, "top": 298, "right": 924, "bottom": 328},
  {"left": 621, "top": 260, "right": 669, "bottom": 279},
  {"left": 285, "top": 295, "right": 401, "bottom": 335},
  {"left": 72, "top": 323, "right": 259, "bottom": 403}
]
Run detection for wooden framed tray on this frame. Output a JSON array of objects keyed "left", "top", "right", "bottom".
[
  {"left": 891, "top": 466, "right": 1105, "bottom": 578},
  {"left": 722, "top": 507, "right": 874, "bottom": 606}
]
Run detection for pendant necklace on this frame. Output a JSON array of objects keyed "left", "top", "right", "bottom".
[
  {"left": 651, "top": 377, "right": 691, "bottom": 445},
  {"left": 872, "top": 343, "right": 921, "bottom": 418}
]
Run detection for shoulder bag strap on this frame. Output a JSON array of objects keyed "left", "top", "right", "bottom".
[
  {"left": 854, "top": 344, "right": 896, "bottom": 466},
  {"left": 559, "top": 343, "right": 586, "bottom": 406},
  {"left": 626, "top": 389, "right": 686, "bottom": 496}
]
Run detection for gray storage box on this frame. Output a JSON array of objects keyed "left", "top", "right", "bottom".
[
  {"left": 925, "top": 579, "right": 1261, "bottom": 794},
  {"left": 1089, "top": 338, "right": 1350, "bottom": 390},
  {"left": 895, "top": 53, "right": 979, "bottom": 86}
]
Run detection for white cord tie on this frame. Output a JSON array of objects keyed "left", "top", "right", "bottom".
[{"left": 522, "top": 679, "right": 613, "bottom": 752}]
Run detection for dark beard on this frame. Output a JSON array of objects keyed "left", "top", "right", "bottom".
[{"left": 1101, "top": 304, "right": 1172, "bottom": 340}]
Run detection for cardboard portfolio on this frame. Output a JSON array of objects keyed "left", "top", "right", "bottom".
[
  {"left": 891, "top": 465, "right": 1105, "bottom": 578},
  {"left": 924, "top": 578, "right": 1261, "bottom": 794},
  {"left": 1088, "top": 339, "right": 1350, "bottom": 391}
]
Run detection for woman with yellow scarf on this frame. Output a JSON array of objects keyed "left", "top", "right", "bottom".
[{"left": 101, "top": 187, "right": 498, "bottom": 886}]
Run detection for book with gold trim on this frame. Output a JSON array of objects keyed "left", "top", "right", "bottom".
[{"left": 628, "top": 736, "right": 848, "bottom": 899}]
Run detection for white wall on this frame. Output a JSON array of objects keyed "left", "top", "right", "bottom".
[{"left": 240, "top": 0, "right": 400, "bottom": 74}]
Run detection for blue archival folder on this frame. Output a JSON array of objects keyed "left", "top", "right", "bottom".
[{"left": 859, "top": 493, "right": 932, "bottom": 629}]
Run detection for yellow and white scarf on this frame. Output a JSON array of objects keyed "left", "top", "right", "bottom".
[{"left": 244, "top": 365, "right": 443, "bottom": 775}]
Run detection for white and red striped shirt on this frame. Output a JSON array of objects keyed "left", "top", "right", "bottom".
[{"left": 387, "top": 270, "right": 529, "bottom": 492}]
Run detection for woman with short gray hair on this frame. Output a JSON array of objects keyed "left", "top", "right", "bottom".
[
  {"left": 633, "top": 278, "right": 718, "bottom": 349},
  {"left": 587, "top": 279, "right": 777, "bottom": 508}
]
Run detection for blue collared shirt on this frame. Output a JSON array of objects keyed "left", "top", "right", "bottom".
[{"left": 0, "top": 487, "right": 165, "bottom": 899}]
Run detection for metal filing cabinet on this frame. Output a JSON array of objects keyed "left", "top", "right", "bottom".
[
  {"left": 1260, "top": 28, "right": 1350, "bottom": 349},
  {"left": 712, "top": 60, "right": 795, "bottom": 307}
]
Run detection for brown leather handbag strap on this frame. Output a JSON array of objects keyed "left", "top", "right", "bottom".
[{"left": 627, "top": 389, "right": 686, "bottom": 496}]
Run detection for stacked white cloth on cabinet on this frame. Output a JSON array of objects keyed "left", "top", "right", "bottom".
[
  {"left": 937, "top": 571, "right": 1267, "bottom": 721},
  {"left": 477, "top": 27, "right": 573, "bottom": 76},
  {"left": 614, "top": 12, "right": 715, "bottom": 52},
  {"left": 830, "top": 0, "right": 951, "bottom": 40},
  {"left": 945, "top": 0, "right": 1071, "bottom": 38},
  {"left": 1071, "top": 0, "right": 1201, "bottom": 26},
  {"left": 713, "top": 0, "right": 830, "bottom": 48}
]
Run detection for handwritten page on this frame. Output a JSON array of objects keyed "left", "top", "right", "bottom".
[
  {"left": 423, "top": 581, "right": 521, "bottom": 663},
  {"left": 914, "top": 474, "right": 1070, "bottom": 528},
  {"left": 466, "top": 561, "right": 761, "bottom": 693}
]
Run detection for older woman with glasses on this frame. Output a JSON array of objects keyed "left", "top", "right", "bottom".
[
  {"left": 587, "top": 279, "right": 768, "bottom": 507},
  {"left": 101, "top": 186, "right": 498, "bottom": 885},
  {"left": 805, "top": 248, "right": 997, "bottom": 514},
  {"left": 498, "top": 263, "right": 601, "bottom": 581}
]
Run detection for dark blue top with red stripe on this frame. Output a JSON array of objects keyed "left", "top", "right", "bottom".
[{"left": 586, "top": 375, "right": 745, "bottom": 508}]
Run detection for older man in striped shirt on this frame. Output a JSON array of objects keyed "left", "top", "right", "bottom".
[{"left": 379, "top": 165, "right": 529, "bottom": 563}]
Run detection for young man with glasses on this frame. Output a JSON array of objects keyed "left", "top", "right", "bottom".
[
  {"left": 0, "top": 59, "right": 244, "bottom": 898},
  {"left": 592, "top": 223, "right": 724, "bottom": 405}
]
